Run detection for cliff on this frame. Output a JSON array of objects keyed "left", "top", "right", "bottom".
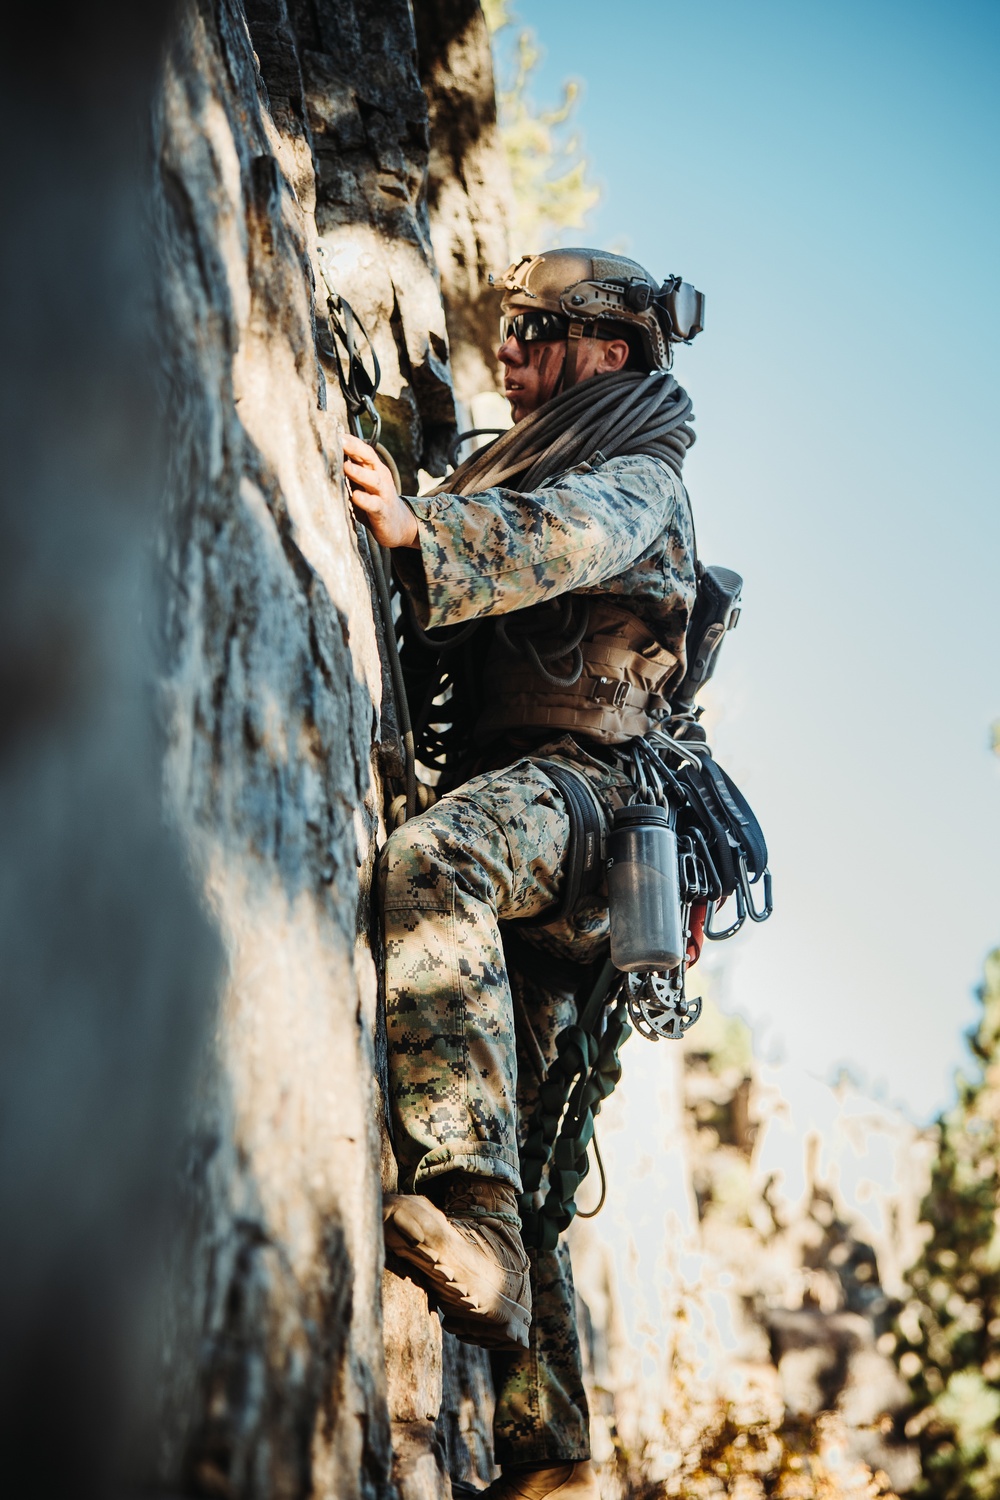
[{"left": 149, "top": 2, "right": 510, "bottom": 1495}]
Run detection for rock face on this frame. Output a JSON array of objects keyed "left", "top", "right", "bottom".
[
  {"left": 148, "top": 2, "right": 506, "bottom": 1496},
  {"left": 414, "top": 0, "right": 514, "bottom": 408}
]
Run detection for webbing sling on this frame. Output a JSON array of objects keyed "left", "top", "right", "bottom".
[{"left": 517, "top": 961, "right": 631, "bottom": 1252}]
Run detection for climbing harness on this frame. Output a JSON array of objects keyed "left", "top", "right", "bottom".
[
  {"left": 516, "top": 760, "right": 607, "bottom": 930},
  {"left": 510, "top": 724, "right": 771, "bottom": 1250}
]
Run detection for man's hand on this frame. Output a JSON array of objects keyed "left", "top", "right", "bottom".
[{"left": 342, "top": 432, "right": 419, "bottom": 549}]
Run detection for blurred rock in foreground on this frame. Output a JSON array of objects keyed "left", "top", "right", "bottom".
[{"left": 0, "top": 4, "right": 219, "bottom": 1495}]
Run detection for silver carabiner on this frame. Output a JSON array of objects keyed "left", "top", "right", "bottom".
[
  {"left": 680, "top": 846, "right": 709, "bottom": 901},
  {"left": 704, "top": 883, "right": 746, "bottom": 941},
  {"left": 737, "top": 854, "right": 773, "bottom": 923},
  {"left": 359, "top": 395, "right": 382, "bottom": 447}
]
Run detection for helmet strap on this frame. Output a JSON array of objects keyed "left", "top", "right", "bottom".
[{"left": 563, "top": 320, "right": 587, "bottom": 390}]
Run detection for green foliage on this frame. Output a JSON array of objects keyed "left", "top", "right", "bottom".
[
  {"left": 484, "top": 1, "right": 600, "bottom": 252},
  {"left": 895, "top": 948, "right": 1000, "bottom": 1497}
]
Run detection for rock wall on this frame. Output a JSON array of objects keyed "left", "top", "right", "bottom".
[
  {"left": 414, "top": 0, "right": 514, "bottom": 408},
  {"left": 147, "top": 2, "right": 507, "bottom": 1496}
]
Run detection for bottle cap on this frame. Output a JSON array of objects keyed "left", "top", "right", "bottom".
[{"left": 612, "top": 803, "right": 669, "bottom": 830}]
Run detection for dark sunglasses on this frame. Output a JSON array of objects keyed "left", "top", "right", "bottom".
[{"left": 500, "top": 310, "right": 570, "bottom": 344}]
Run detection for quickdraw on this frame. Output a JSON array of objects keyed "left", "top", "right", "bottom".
[{"left": 316, "top": 246, "right": 382, "bottom": 443}]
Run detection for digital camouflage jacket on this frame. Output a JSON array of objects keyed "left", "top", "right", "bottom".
[{"left": 395, "top": 452, "right": 697, "bottom": 662}]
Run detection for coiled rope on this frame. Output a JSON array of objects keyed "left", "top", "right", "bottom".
[{"left": 428, "top": 367, "right": 695, "bottom": 499}]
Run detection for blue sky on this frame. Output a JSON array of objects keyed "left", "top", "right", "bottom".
[{"left": 513, "top": 0, "right": 1000, "bottom": 1119}]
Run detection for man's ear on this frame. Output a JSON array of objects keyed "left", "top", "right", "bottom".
[{"left": 597, "top": 339, "right": 630, "bottom": 373}]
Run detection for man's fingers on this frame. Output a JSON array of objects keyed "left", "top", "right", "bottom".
[
  {"left": 344, "top": 456, "right": 382, "bottom": 492},
  {"left": 347, "top": 484, "right": 377, "bottom": 513},
  {"left": 341, "top": 430, "right": 416, "bottom": 548},
  {"left": 341, "top": 431, "right": 375, "bottom": 459}
]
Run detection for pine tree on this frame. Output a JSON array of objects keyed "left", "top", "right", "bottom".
[
  {"left": 894, "top": 947, "right": 1000, "bottom": 1497},
  {"left": 483, "top": 0, "right": 600, "bottom": 248}
]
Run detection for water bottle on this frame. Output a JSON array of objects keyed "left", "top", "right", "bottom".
[{"left": 607, "top": 804, "right": 684, "bottom": 972}]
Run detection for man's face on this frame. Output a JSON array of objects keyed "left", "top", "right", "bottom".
[
  {"left": 497, "top": 334, "right": 567, "bottom": 422},
  {"left": 497, "top": 322, "right": 632, "bottom": 423}
]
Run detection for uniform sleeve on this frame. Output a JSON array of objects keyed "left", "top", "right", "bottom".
[{"left": 393, "top": 456, "right": 681, "bottom": 629}]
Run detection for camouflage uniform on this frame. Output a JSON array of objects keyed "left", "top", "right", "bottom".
[{"left": 383, "top": 453, "right": 696, "bottom": 1464}]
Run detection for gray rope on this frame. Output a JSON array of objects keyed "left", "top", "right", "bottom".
[{"left": 429, "top": 369, "right": 695, "bottom": 500}]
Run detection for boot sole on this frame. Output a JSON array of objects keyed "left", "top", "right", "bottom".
[
  {"left": 439, "top": 1311, "right": 530, "bottom": 1350},
  {"left": 384, "top": 1213, "right": 530, "bottom": 1351}
]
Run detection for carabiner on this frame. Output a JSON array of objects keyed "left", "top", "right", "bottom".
[
  {"left": 357, "top": 395, "right": 382, "bottom": 447},
  {"left": 737, "top": 854, "right": 773, "bottom": 923},
  {"left": 704, "top": 883, "right": 746, "bottom": 941},
  {"left": 678, "top": 840, "right": 709, "bottom": 902}
]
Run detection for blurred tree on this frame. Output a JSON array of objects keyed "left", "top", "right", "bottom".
[
  {"left": 894, "top": 946, "right": 1000, "bottom": 1498},
  {"left": 482, "top": 0, "right": 600, "bottom": 250}
]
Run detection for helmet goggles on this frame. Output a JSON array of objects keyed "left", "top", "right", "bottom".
[
  {"left": 500, "top": 308, "right": 627, "bottom": 347},
  {"left": 500, "top": 309, "right": 570, "bottom": 345}
]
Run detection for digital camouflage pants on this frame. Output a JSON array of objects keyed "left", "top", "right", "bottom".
[{"left": 380, "top": 736, "right": 632, "bottom": 1467}]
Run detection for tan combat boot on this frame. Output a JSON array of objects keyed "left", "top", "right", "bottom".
[
  {"left": 382, "top": 1177, "right": 531, "bottom": 1350},
  {"left": 481, "top": 1461, "right": 600, "bottom": 1499}
]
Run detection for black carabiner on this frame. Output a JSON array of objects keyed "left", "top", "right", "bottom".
[
  {"left": 679, "top": 841, "right": 708, "bottom": 902},
  {"left": 738, "top": 855, "right": 773, "bottom": 923},
  {"left": 357, "top": 394, "right": 381, "bottom": 447},
  {"left": 704, "top": 883, "right": 746, "bottom": 941}
]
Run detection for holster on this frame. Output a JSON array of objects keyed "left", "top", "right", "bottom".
[{"left": 474, "top": 600, "right": 683, "bottom": 747}]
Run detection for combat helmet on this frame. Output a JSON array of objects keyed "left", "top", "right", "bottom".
[{"left": 494, "top": 247, "right": 705, "bottom": 382}]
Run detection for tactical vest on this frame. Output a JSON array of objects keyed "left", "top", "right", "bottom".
[{"left": 473, "top": 599, "right": 684, "bottom": 748}]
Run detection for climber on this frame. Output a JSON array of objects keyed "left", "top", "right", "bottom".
[{"left": 342, "top": 248, "right": 703, "bottom": 1500}]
